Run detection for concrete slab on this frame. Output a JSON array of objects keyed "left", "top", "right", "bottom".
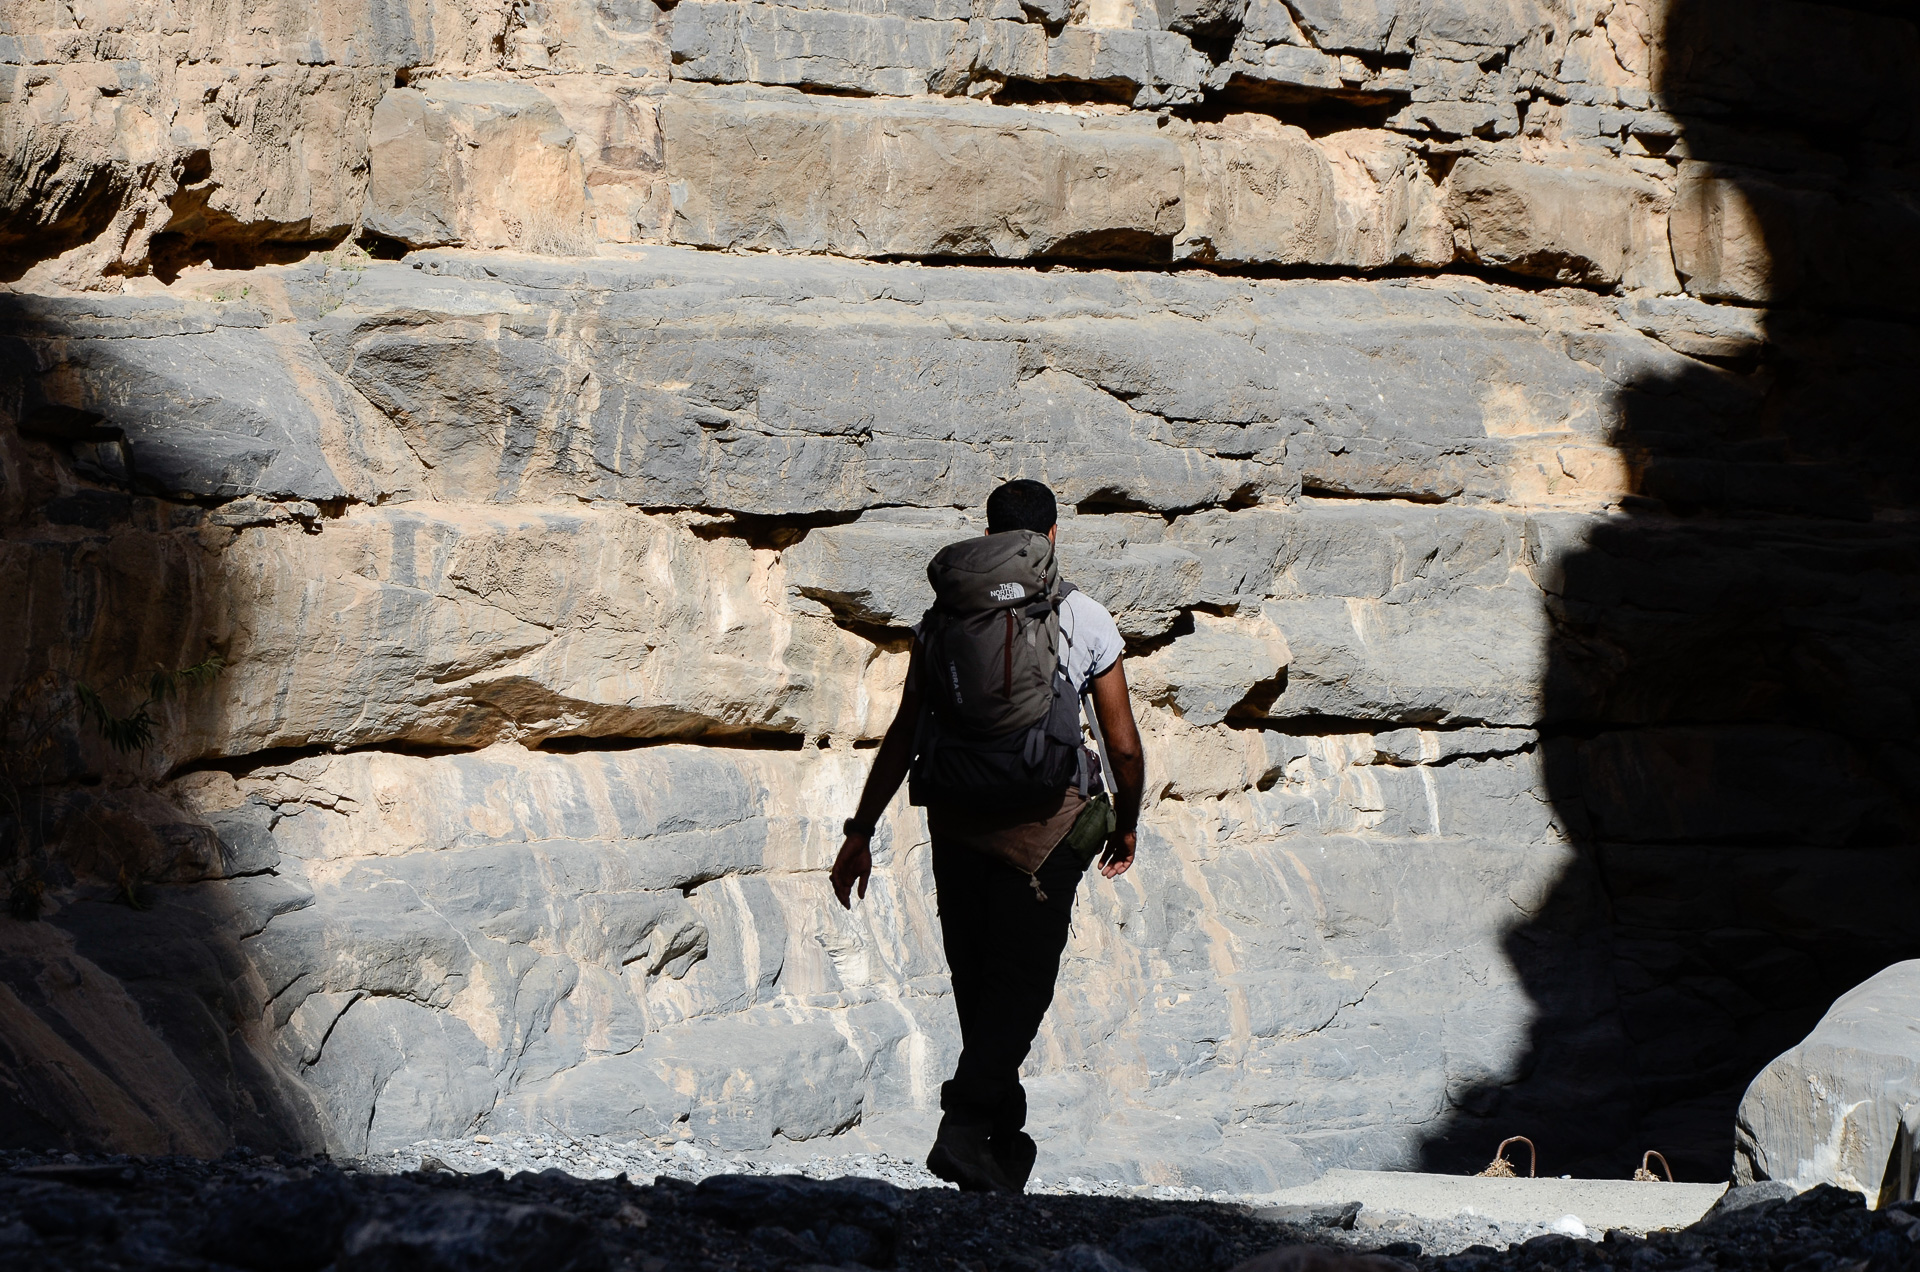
[{"left": 1251, "top": 1169, "right": 1728, "bottom": 1235}]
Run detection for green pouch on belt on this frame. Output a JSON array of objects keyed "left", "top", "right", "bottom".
[{"left": 1061, "top": 794, "right": 1117, "bottom": 869}]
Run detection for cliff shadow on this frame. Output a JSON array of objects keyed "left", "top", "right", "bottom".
[
  {"left": 0, "top": 296, "right": 327, "bottom": 1155},
  {"left": 1418, "top": 0, "right": 1920, "bottom": 1181}
]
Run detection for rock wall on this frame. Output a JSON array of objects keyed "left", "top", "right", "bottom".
[{"left": 1, "top": 0, "right": 1916, "bottom": 1185}]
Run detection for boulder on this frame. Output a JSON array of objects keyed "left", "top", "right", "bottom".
[
  {"left": 1130, "top": 611, "right": 1290, "bottom": 727},
  {"left": 1668, "top": 163, "right": 1807, "bottom": 306},
  {"left": 1175, "top": 117, "right": 1338, "bottom": 266},
  {"left": 1175, "top": 117, "right": 1451, "bottom": 268},
  {"left": 364, "top": 81, "right": 594, "bottom": 254},
  {"left": 1152, "top": 0, "right": 1248, "bottom": 38},
  {"left": 155, "top": 65, "right": 389, "bottom": 270},
  {"left": 972, "top": 20, "right": 1210, "bottom": 107},
  {"left": 1446, "top": 156, "right": 1672, "bottom": 289},
  {"left": 533, "top": 78, "right": 669, "bottom": 244},
  {"left": 663, "top": 88, "right": 1185, "bottom": 260},
  {"left": 1735, "top": 960, "right": 1920, "bottom": 1203},
  {"left": 668, "top": 0, "right": 977, "bottom": 98},
  {"left": 499, "top": 0, "right": 670, "bottom": 76},
  {"left": 1669, "top": 162, "right": 1920, "bottom": 317}
]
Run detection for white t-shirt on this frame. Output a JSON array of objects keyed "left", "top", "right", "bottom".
[{"left": 1057, "top": 588, "right": 1125, "bottom": 693}]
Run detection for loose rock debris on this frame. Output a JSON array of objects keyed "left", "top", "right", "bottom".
[{"left": 4, "top": 1147, "right": 1918, "bottom": 1272}]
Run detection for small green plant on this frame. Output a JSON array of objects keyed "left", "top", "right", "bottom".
[
  {"left": 316, "top": 242, "right": 371, "bottom": 315},
  {"left": 1, "top": 654, "right": 225, "bottom": 918},
  {"left": 73, "top": 654, "right": 225, "bottom": 754}
]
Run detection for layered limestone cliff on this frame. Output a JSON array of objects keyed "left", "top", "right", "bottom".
[{"left": 2, "top": 0, "right": 1916, "bottom": 1187}]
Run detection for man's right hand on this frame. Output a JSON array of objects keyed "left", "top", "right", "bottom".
[
  {"left": 831, "top": 834, "right": 872, "bottom": 909},
  {"left": 1098, "top": 829, "right": 1136, "bottom": 879}
]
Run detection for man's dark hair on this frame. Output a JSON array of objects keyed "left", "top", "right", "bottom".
[{"left": 985, "top": 479, "right": 1057, "bottom": 534}]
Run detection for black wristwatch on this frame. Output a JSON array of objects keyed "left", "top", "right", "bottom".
[{"left": 843, "top": 818, "right": 875, "bottom": 838}]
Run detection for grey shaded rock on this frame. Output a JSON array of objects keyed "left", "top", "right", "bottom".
[
  {"left": 1387, "top": 100, "right": 1518, "bottom": 142},
  {"left": 1153, "top": 0, "right": 1249, "bottom": 38},
  {"left": 688, "top": 1173, "right": 902, "bottom": 1266},
  {"left": 299, "top": 996, "right": 500, "bottom": 1154},
  {"left": 1174, "top": 118, "right": 1335, "bottom": 267},
  {"left": 1735, "top": 960, "right": 1920, "bottom": 1201},
  {"left": 1230, "top": 1246, "right": 1415, "bottom": 1272},
  {"left": 1260, "top": 585, "right": 1545, "bottom": 728},
  {"left": 1616, "top": 297, "right": 1767, "bottom": 363},
  {"left": 491, "top": 1055, "right": 690, "bottom": 1142},
  {"left": 1132, "top": 612, "right": 1289, "bottom": 727},
  {"left": 668, "top": 1, "right": 1210, "bottom": 104},
  {"left": 200, "top": 1174, "right": 355, "bottom": 1272},
  {"left": 312, "top": 247, "right": 1711, "bottom": 516},
  {"left": 205, "top": 801, "right": 280, "bottom": 876},
  {"left": 973, "top": 21, "right": 1210, "bottom": 107},
  {"left": 0, "top": 295, "right": 350, "bottom": 502},
  {"left": 634, "top": 1014, "right": 871, "bottom": 1149},
  {"left": 784, "top": 509, "right": 972, "bottom": 629},
  {"left": 1050, "top": 1244, "right": 1146, "bottom": 1272},
  {"left": 669, "top": 1, "right": 976, "bottom": 98},
  {"left": 342, "top": 1193, "right": 606, "bottom": 1272},
  {"left": 1702, "top": 1181, "right": 1798, "bottom": 1223},
  {"left": 1176, "top": 121, "right": 1451, "bottom": 270},
  {"left": 207, "top": 496, "right": 319, "bottom": 529},
  {"left": 1110, "top": 1213, "right": 1228, "bottom": 1272},
  {"left": 1210, "top": 40, "right": 1410, "bottom": 105},
  {"left": 1280, "top": 0, "right": 1533, "bottom": 56},
  {"left": 1249, "top": 1201, "right": 1361, "bottom": 1229}
]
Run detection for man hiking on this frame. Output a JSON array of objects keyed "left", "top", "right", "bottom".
[{"left": 830, "top": 478, "right": 1146, "bottom": 1195}]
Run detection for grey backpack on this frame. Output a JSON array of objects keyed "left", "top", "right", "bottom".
[{"left": 908, "top": 531, "right": 1092, "bottom": 809}]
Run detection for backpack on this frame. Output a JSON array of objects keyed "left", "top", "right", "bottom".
[{"left": 908, "top": 530, "right": 1093, "bottom": 810}]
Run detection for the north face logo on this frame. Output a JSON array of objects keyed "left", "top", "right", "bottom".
[{"left": 990, "top": 582, "right": 1025, "bottom": 602}]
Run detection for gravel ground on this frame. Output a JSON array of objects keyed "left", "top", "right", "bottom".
[
  {"left": 4, "top": 1143, "right": 1914, "bottom": 1272},
  {"left": 356, "top": 1135, "right": 1629, "bottom": 1254},
  {"left": 359, "top": 1132, "right": 1248, "bottom": 1204}
]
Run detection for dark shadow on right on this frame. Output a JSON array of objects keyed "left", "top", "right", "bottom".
[{"left": 1421, "top": 0, "right": 1920, "bottom": 1181}]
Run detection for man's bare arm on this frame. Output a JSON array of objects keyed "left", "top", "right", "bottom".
[
  {"left": 830, "top": 664, "right": 922, "bottom": 909},
  {"left": 1088, "top": 656, "right": 1145, "bottom": 879}
]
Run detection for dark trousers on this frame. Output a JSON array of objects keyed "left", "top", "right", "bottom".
[{"left": 931, "top": 839, "right": 1090, "bottom": 1137}]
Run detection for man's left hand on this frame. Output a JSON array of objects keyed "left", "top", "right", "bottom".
[
  {"left": 831, "top": 834, "right": 872, "bottom": 908},
  {"left": 1098, "top": 829, "right": 1136, "bottom": 879}
]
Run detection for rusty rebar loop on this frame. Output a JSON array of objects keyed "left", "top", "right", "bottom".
[
  {"left": 1478, "top": 1135, "right": 1536, "bottom": 1178},
  {"left": 1635, "top": 1150, "right": 1674, "bottom": 1183}
]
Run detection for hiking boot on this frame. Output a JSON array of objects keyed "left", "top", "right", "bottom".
[
  {"left": 991, "top": 1130, "right": 1037, "bottom": 1194},
  {"left": 926, "top": 1121, "right": 1014, "bottom": 1193}
]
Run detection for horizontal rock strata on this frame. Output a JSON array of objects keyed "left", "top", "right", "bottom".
[{"left": 2, "top": 0, "right": 1917, "bottom": 1196}]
